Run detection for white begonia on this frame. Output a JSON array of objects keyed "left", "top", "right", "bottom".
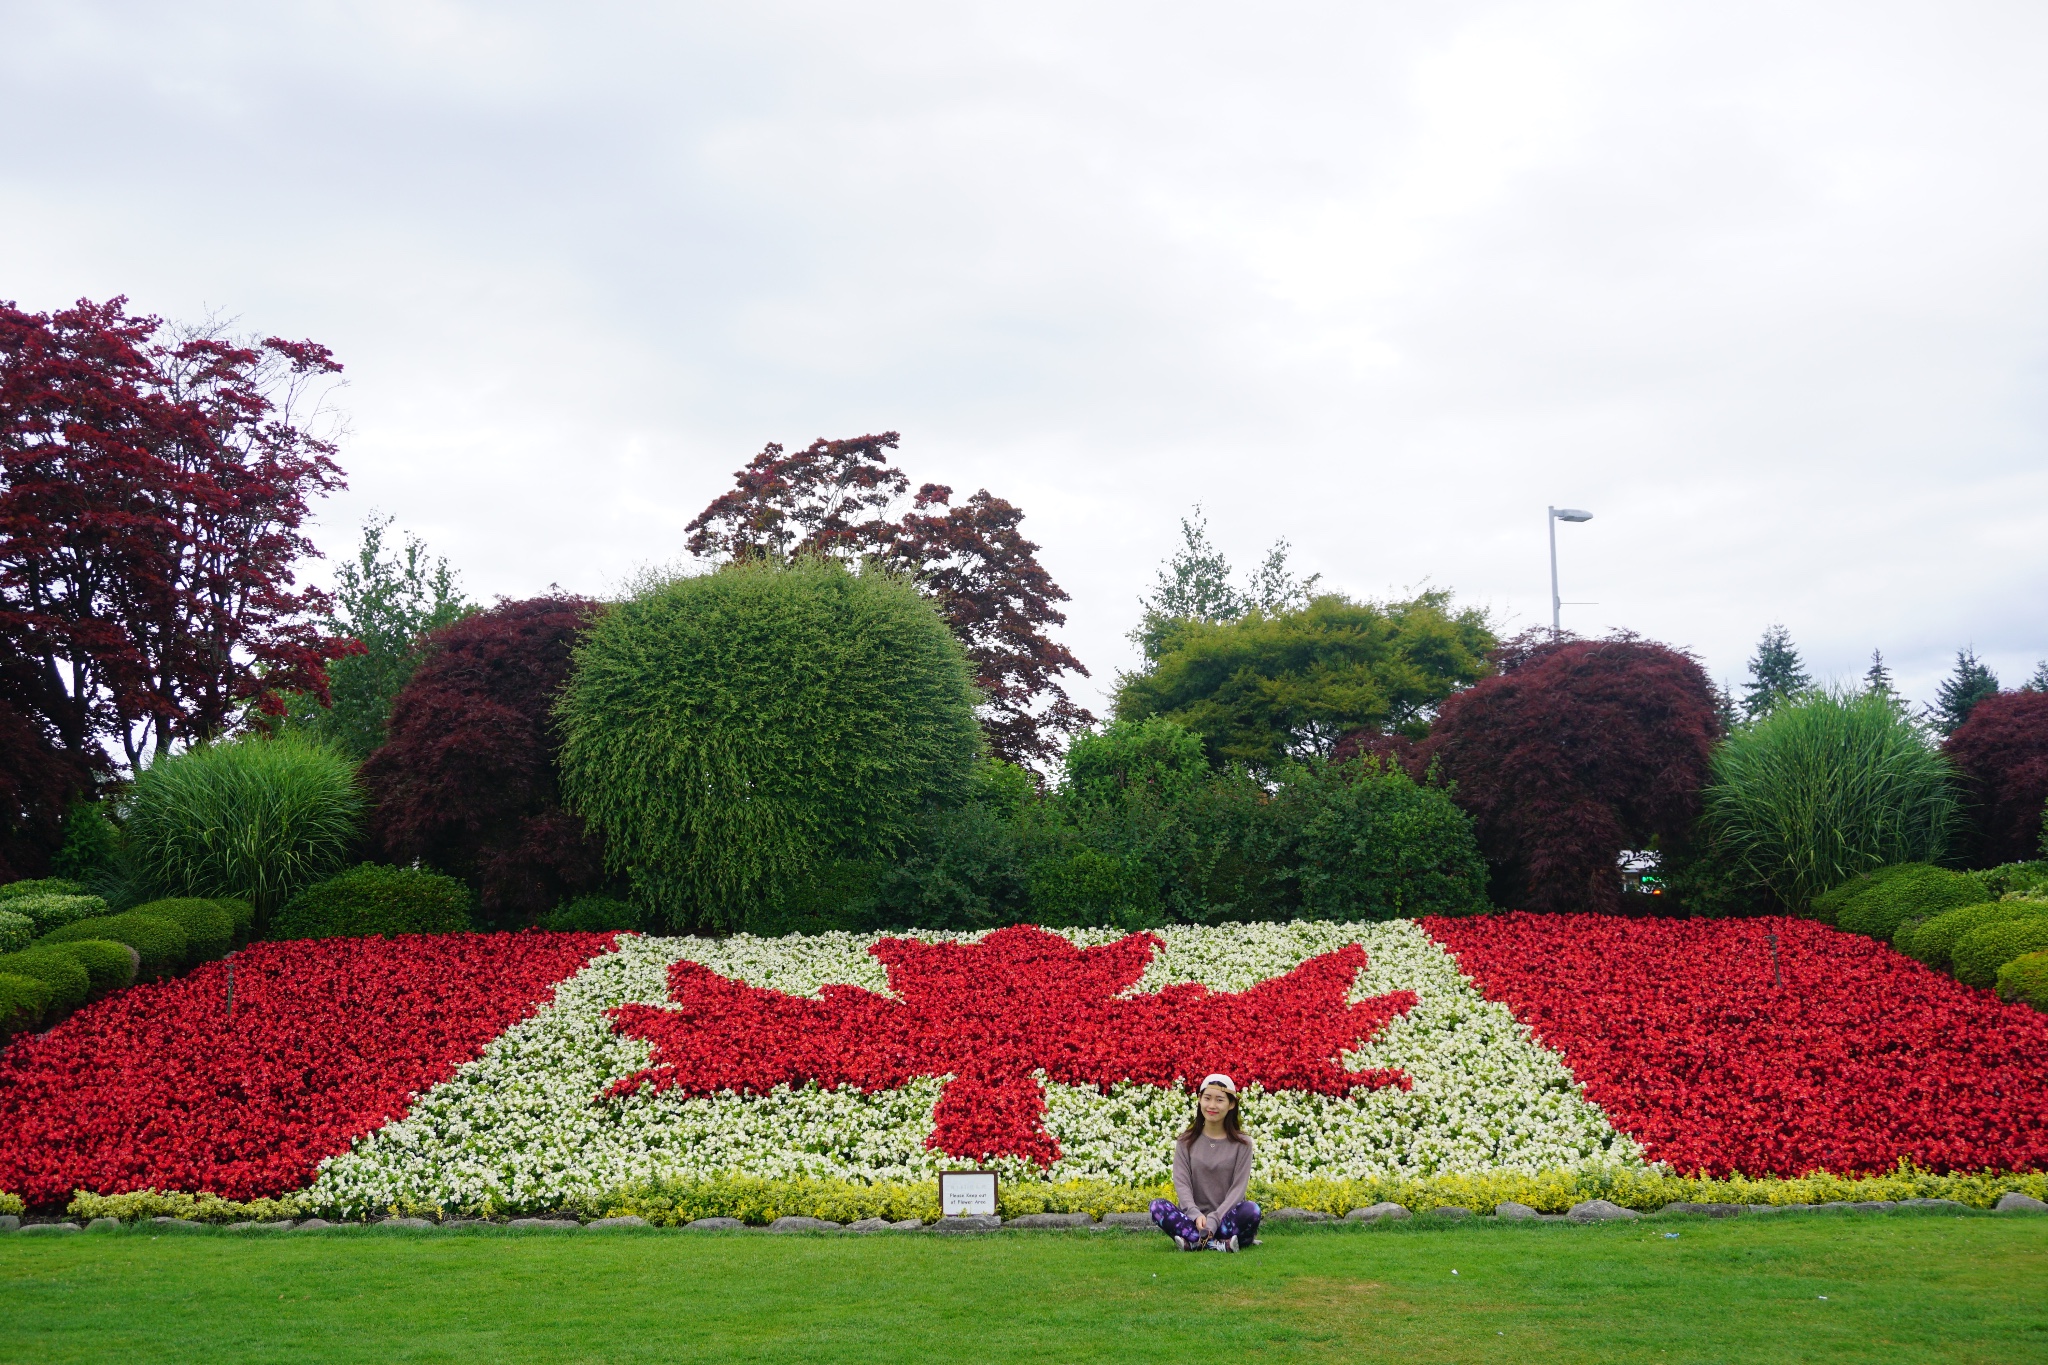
[{"left": 304, "top": 921, "right": 1644, "bottom": 1215}]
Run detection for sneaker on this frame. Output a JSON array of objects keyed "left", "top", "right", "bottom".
[
  {"left": 1206, "top": 1238, "right": 1227, "bottom": 1251},
  {"left": 1174, "top": 1234, "right": 1196, "bottom": 1251},
  {"left": 1224, "top": 1234, "right": 1239, "bottom": 1252}
]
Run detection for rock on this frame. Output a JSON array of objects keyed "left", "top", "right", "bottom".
[
  {"left": 1268, "top": 1208, "right": 1334, "bottom": 1223},
  {"left": 767, "top": 1216, "right": 842, "bottom": 1232},
  {"left": 295, "top": 1219, "right": 335, "bottom": 1230},
  {"left": 1896, "top": 1198, "right": 1967, "bottom": 1211},
  {"left": 1427, "top": 1206, "right": 1472, "bottom": 1221},
  {"left": 889, "top": 1219, "right": 925, "bottom": 1229},
  {"left": 1745, "top": 1205, "right": 1778, "bottom": 1214},
  {"left": 20, "top": 1223, "right": 80, "bottom": 1234},
  {"left": 85, "top": 1217, "right": 122, "bottom": 1231},
  {"left": 0, "top": 1215, "right": 18, "bottom": 1232},
  {"left": 844, "top": 1218, "right": 892, "bottom": 1232},
  {"left": 1994, "top": 1192, "right": 2047, "bottom": 1212},
  {"left": 1344, "top": 1203, "right": 1410, "bottom": 1222},
  {"left": 508, "top": 1218, "right": 580, "bottom": 1230},
  {"left": 931, "top": 1216, "right": 1001, "bottom": 1232},
  {"left": 1005, "top": 1212, "right": 1095, "bottom": 1228},
  {"left": 150, "top": 1217, "right": 202, "bottom": 1229},
  {"left": 586, "top": 1216, "right": 648, "bottom": 1229},
  {"left": 1493, "top": 1202, "right": 1539, "bottom": 1220},
  {"left": 685, "top": 1217, "right": 745, "bottom": 1230},
  {"left": 1566, "top": 1199, "right": 1639, "bottom": 1223},
  {"left": 1660, "top": 1202, "right": 1744, "bottom": 1217},
  {"left": 1099, "top": 1212, "right": 1155, "bottom": 1227},
  {"left": 1816, "top": 1201, "right": 1854, "bottom": 1211},
  {"left": 381, "top": 1217, "right": 436, "bottom": 1229}
]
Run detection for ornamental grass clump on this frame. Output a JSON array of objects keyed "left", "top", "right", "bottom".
[
  {"left": 1702, "top": 690, "right": 1961, "bottom": 917},
  {"left": 559, "top": 557, "right": 984, "bottom": 931},
  {"left": 125, "top": 735, "right": 363, "bottom": 920}
]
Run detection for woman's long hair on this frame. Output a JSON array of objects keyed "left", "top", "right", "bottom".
[{"left": 1178, "top": 1086, "right": 1249, "bottom": 1146}]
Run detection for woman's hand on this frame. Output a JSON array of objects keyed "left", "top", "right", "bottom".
[{"left": 1194, "top": 1213, "right": 1211, "bottom": 1235}]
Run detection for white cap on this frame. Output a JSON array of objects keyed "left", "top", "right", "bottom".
[{"left": 1199, "top": 1074, "right": 1237, "bottom": 1095}]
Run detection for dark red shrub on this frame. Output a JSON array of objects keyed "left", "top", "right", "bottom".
[
  {"left": 1944, "top": 690, "right": 2048, "bottom": 866},
  {"left": 361, "top": 597, "right": 610, "bottom": 926},
  {"left": 1416, "top": 632, "right": 1720, "bottom": 913},
  {"left": 0, "top": 694, "right": 87, "bottom": 882}
]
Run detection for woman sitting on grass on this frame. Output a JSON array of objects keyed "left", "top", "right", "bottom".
[{"left": 1151, "top": 1074, "right": 1260, "bottom": 1251}]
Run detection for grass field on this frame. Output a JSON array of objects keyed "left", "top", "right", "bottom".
[{"left": 4, "top": 1212, "right": 2045, "bottom": 1364}]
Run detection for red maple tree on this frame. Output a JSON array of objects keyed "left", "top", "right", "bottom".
[
  {"left": 683, "top": 434, "right": 1091, "bottom": 767},
  {"left": 607, "top": 924, "right": 1416, "bottom": 1165},
  {"left": 1942, "top": 690, "right": 2048, "bottom": 866}
]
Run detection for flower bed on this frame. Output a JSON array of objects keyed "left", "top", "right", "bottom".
[{"left": 1425, "top": 913, "right": 2048, "bottom": 1177}]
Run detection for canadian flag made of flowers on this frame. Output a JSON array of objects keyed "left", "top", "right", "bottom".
[{"left": 1, "top": 916, "right": 2044, "bottom": 1212}]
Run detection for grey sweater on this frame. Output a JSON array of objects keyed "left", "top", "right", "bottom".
[{"left": 1172, "top": 1133, "right": 1253, "bottom": 1217}]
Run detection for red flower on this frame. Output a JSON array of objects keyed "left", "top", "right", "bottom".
[
  {"left": 0, "top": 932, "right": 612, "bottom": 1207},
  {"left": 1425, "top": 913, "right": 2048, "bottom": 1176},
  {"left": 609, "top": 923, "right": 1416, "bottom": 1165}
]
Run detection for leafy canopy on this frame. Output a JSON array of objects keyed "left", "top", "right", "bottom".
[
  {"left": 557, "top": 557, "right": 984, "bottom": 930},
  {"left": 1128, "top": 506, "right": 1320, "bottom": 661},
  {"left": 1114, "top": 591, "right": 1494, "bottom": 770}
]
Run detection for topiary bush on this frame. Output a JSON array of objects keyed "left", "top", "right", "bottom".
[
  {"left": 1997, "top": 950, "right": 2048, "bottom": 1011},
  {"left": 1701, "top": 690, "right": 1961, "bottom": 916},
  {"left": 536, "top": 895, "right": 643, "bottom": 933},
  {"left": 1897, "top": 900, "right": 2037, "bottom": 970},
  {"left": 1942, "top": 690, "right": 2048, "bottom": 867},
  {"left": 1818, "top": 863, "right": 1985, "bottom": 940},
  {"left": 44, "top": 939, "right": 137, "bottom": 998},
  {"left": 0, "top": 971, "right": 52, "bottom": 1034},
  {"left": 268, "top": 864, "right": 474, "bottom": 940},
  {"left": 1952, "top": 913, "right": 2048, "bottom": 988},
  {"left": 5, "top": 893, "right": 109, "bottom": 934},
  {"left": 1284, "top": 757, "right": 1491, "bottom": 920},
  {"left": 37, "top": 913, "right": 189, "bottom": 981},
  {"left": 0, "top": 947, "right": 91, "bottom": 1013},
  {"left": 559, "top": 558, "right": 984, "bottom": 931},
  {"left": 0, "top": 910, "right": 29, "bottom": 954},
  {"left": 125, "top": 735, "right": 363, "bottom": 920},
  {"left": 0, "top": 877, "right": 84, "bottom": 900},
  {"left": 128, "top": 898, "right": 235, "bottom": 964},
  {"left": 215, "top": 897, "right": 256, "bottom": 945}
]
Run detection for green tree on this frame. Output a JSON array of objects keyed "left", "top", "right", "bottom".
[
  {"left": 1863, "top": 649, "right": 1895, "bottom": 698},
  {"left": 1930, "top": 647, "right": 1999, "bottom": 736},
  {"left": 1740, "top": 624, "right": 1812, "bottom": 720},
  {"left": 2022, "top": 660, "right": 2048, "bottom": 693},
  {"left": 279, "top": 516, "right": 470, "bottom": 759},
  {"left": 556, "top": 557, "right": 983, "bottom": 930},
  {"left": 1129, "top": 507, "right": 1320, "bottom": 661},
  {"left": 1114, "top": 591, "right": 1494, "bottom": 771}
]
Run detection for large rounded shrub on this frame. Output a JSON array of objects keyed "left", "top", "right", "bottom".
[
  {"left": 1815, "top": 862, "right": 1985, "bottom": 940},
  {"left": 0, "top": 972, "right": 52, "bottom": 1033},
  {"left": 125, "top": 735, "right": 362, "bottom": 919},
  {"left": 0, "top": 910, "right": 28, "bottom": 953},
  {"left": 559, "top": 558, "right": 984, "bottom": 929},
  {"left": 1700, "top": 690, "right": 1960, "bottom": 915},
  {"left": 1953, "top": 914, "right": 2048, "bottom": 988},
  {"left": 268, "top": 864, "right": 474, "bottom": 940},
  {"left": 1416, "top": 633, "right": 1719, "bottom": 914},
  {"left": 46, "top": 939, "right": 137, "bottom": 998},
  {"left": 1943, "top": 690, "right": 2048, "bottom": 867},
  {"left": 38, "top": 912, "right": 188, "bottom": 981},
  {"left": 1998, "top": 951, "right": 2048, "bottom": 1010},
  {"left": 1896, "top": 898, "right": 2032, "bottom": 969},
  {"left": 362, "top": 596, "right": 611, "bottom": 928},
  {"left": 1285, "top": 758, "right": 1491, "bottom": 920},
  {"left": 127, "top": 898, "right": 235, "bottom": 963},
  {"left": 0, "top": 947, "right": 90, "bottom": 1012}
]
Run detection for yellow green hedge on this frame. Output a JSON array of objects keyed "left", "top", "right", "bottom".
[{"left": 0, "top": 1191, "right": 23, "bottom": 1217}]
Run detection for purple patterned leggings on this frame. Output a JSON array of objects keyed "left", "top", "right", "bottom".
[{"left": 1151, "top": 1197, "right": 1260, "bottom": 1247}]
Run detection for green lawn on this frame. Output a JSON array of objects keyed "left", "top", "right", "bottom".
[{"left": 4, "top": 1212, "right": 2045, "bottom": 1364}]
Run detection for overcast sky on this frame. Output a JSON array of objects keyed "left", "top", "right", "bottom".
[{"left": 4, "top": 0, "right": 2045, "bottom": 719}]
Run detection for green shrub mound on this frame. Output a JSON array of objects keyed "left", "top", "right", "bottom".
[
  {"left": 129, "top": 898, "right": 236, "bottom": 963},
  {"left": 125, "top": 734, "right": 364, "bottom": 919},
  {"left": 46, "top": 939, "right": 138, "bottom": 998},
  {"left": 1898, "top": 901, "right": 2042, "bottom": 970},
  {"left": 1952, "top": 914, "right": 2048, "bottom": 988},
  {"left": 51, "top": 799, "right": 123, "bottom": 885},
  {"left": 1979, "top": 861, "right": 2048, "bottom": 899},
  {"left": 1997, "top": 951, "right": 2048, "bottom": 1011},
  {"left": 0, "top": 910, "right": 29, "bottom": 954},
  {"left": 1286, "top": 759, "right": 1489, "bottom": 920},
  {"left": 0, "top": 947, "right": 92, "bottom": 1013},
  {"left": 559, "top": 557, "right": 984, "bottom": 931},
  {"left": 8, "top": 893, "right": 112, "bottom": 933},
  {"left": 1818, "top": 863, "right": 1987, "bottom": 940},
  {"left": 536, "top": 895, "right": 643, "bottom": 933},
  {"left": 269, "top": 864, "right": 475, "bottom": 940},
  {"left": 1028, "top": 849, "right": 1161, "bottom": 930},
  {"left": 0, "top": 877, "right": 84, "bottom": 900},
  {"left": 0, "top": 972, "right": 52, "bottom": 1033},
  {"left": 38, "top": 913, "right": 189, "bottom": 981}
]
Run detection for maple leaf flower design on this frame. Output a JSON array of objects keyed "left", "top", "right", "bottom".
[{"left": 605, "top": 924, "right": 1417, "bottom": 1165}]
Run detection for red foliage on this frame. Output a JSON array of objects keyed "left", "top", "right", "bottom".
[
  {"left": 0, "top": 932, "right": 612, "bottom": 1206},
  {"left": 362, "top": 597, "right": 609, "bottom": 927},
  {"left": 608, "top": 923, "right": 1415, "bottom": 1166},
  {"left": 1943, "top": 690, "right": 2048, "bottom": 866},
  {"left": 683, "top": 434, "right": 1091, "bottom": 766},
  {"left": 0, "top": 297, "right": 349, "bottom": 771},
  {"left": 1426, "top": 913, "right": 2048, "bottom": 1176},
  {"left": 1416, "top": 633, "right": 1719, "bottom": 913},
  {"left": 0, "top": 695, "right": 89, "bottom": 881}
]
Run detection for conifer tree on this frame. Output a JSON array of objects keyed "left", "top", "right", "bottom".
[
  {"left": 1863, "top": 649, "right": 1895, "bottom": 697},
  {"left": 2023, "top": 660, "right": 2048, "bottom": 693},
  {"left": 1931, "top": 647, "right": 1999, "bottom": 736},
  {"left": 1740, "top": 624, "right": 1812, "bottom": 720}
]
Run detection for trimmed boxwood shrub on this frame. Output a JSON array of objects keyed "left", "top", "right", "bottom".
[
  {"left": 0, "top": 947, "right": 91, "bottom": 1012},
  {"left": 0, "top": 971, "right": 52, "bottom": 1033},
  {"left": 269, "top": 864, "right": 475, "bottom": 940},
  {"left": 1998, "top": 950, "right": 2048, "bottom": 1010},
  {"left": 215, "top": 897, "right": 256, "bottom": 945},
  {"left": 1816, "top": 864, "right": 1987, "bottom": 940},
  {"left": 536, "top": 895, "right": 643, "bottom": 933},
  {"left": 0, "top": 877, "right": 84, "bottom": 900},
  {"left": 7, "top": 893, "right": 110, "bottom": 933},
  {"left": 1952, "top": 914, "right": 2048, "bottom": 988},
  {"left": 38, "top": 913, "right": 189, "bottom": 981},
  {"left": 0, "top": 909, "right": 29, "bottom": 954},
  {"left": 1898, "top": 900, "right": 2043, "bottom": 970},
  {"left": 129, "top": 898, "right": 236, "bottom": 964},
  {"left": 46, "top": 939, "right": 138, "bottom": 998}
]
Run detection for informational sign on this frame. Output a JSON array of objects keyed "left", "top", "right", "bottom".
[{"left": 939, "top": 1170, "right": 999, "bottom": 1217}]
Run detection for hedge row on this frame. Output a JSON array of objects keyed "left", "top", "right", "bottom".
[
  {"left": 1813, "top": 859, "right": 2048, "bottom": 1011},
  {"left": 60, "top": 1166, "right": 2048, "bottom": 1225}
]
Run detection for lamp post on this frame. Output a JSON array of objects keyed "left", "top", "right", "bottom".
[{"left": 1547, "top": 506, "right": 1593, "bottom": 635}]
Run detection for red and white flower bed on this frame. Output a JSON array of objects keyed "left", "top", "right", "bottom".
[{"left": 1, "top": 915, "right": 2043, "bottom": 1213}]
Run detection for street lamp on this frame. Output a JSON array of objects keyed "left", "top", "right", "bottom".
[{"left": 1548, "top": 506, "right": 1593, "bottom": 635}]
